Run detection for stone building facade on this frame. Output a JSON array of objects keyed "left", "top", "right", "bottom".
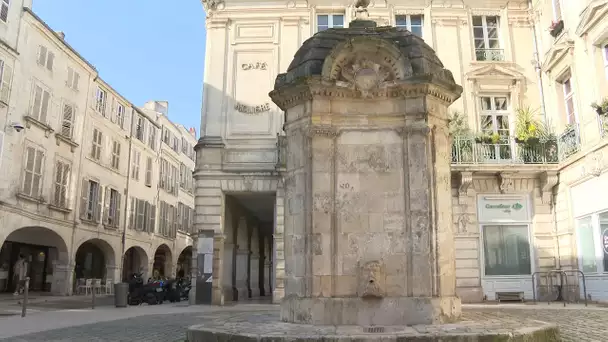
[
  {"left": 195, "top": 0, "right": 608, "bottom": 304},
  {"left": 0, "top": 2, "right": 197, "bottom": 294}
]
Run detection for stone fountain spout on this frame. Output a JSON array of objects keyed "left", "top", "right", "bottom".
[{"left": 358, "top": 261, "right": 385, "bottom": 299}]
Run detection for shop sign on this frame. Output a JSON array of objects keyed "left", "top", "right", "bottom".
[{"left": 478, "top": 196, "right": 529, "bottom": 222}]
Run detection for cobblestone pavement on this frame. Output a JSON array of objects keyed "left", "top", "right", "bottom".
[{"left": 0, "top": 304, "right": 607, "bottom": 341}]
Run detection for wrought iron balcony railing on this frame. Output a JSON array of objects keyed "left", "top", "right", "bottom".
[
  {"left": 557, "top": 124, "right": 581, "bottom": 160},
  {"left": 451, "top": 135, "right": 559, "bottom": 165},
  {"left": 475, "top": 48, "right": 505, "bottom": 62}
]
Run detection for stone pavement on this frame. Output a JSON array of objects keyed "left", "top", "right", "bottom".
[{"left": 0, "top": 303, "right": 606, "bottom": 341}]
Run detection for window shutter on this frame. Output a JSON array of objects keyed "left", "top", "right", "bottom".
[
  {"left": 73, "top": 72, "right": 79, "bottom": 90},
  {"left": 0, "top": 131, "right": 4, "bottom": 171},
  {"left": 95, "top": 184, "right": 103, "bottom": 223},
  {"left": 145, "top": 157, "right": 152, "bottom": 186},
  {"left": 0, "top": 62, "right": 12, "bottom": 104},
  {"left": 144, "top": 202, "right": 151, "bottom": 232},
  {"left": 37, "top": 46, "right": 47, "bottom": 66},
  {"left": 150, "top": 204, "right": 156, "bottom": 234},
  {"left": 129, "top": 197, "right": 135, "bottom": 229},
  {"left": 39, "top": 90, "right": 50, "bottom": 123},
  {"left": 46, "top": 52, "right": 55, "bottom": 71},
  {"left": 115, "top": 193, "right": 122, "bottom": 227},
  {"left": 80, "top": 179, "right": 89, "bottom": 219},
  {"left": 67, "top": 67, "right": 73, "bottom": 87},
  {"left": 103, "top": 187, "right": 110, "bottom": 224},
  {"left": 62, "top": 163, "right": 70, "bottom": 207},
  {"left": 31, "top": 85, "right": 42, "bottom": 119},
  {"left": 190, "top": 206, "right": 195, "bottom": 234},
  {"left": 173, "top": 206, "right": 178, "bottom": 237},
  {"left": 0, "top": 1, "right": 9, "bottom": 22},
  {"left": 62, "top": 104, "right": 73, "bottom": 137}
]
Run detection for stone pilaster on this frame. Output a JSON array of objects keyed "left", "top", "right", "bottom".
[
  {"left": 211, "top": 233, "right": 226, "bottom": 305},
  {"left": 249, "top": 224, "right": 261, "bottom": 298},
  {"left": 222, "top": 242, "right": 235, "bottom": 301},
  {"left": 235, "top": 216, "right": 250, "bottom": 301},
  {"left": 273, "top": 184, "right": 285, "bottom": 303}
]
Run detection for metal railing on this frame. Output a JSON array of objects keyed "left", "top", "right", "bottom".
[
  {"left": 452, "top": 135, "right": 560, "bottom": 164},
  {"left": 557, "top": 124, "right": 581, "bottom": 160},
  {"left": 475, "top": 48, "right": 505, "bottom": 62},
  {"left": 532, "top": 270, "right": 587, "bottom": 307}
]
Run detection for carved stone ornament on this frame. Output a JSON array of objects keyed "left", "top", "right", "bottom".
[
  {"left": 201, "top": 0, "right": 224, "bottom": 11},
  {"left": 243, "top": 176, "right": 254, "bottom": 191},
  {"left": 497, "top": 172, "right": 515, "bottom": 193},
  {"left": 234, "top": 102, "right": 271, "bottom": 114},
  {"left": 458, "top": 171, "right": 473, "bottom": 197},
  {"left": 457, "top": 212, "right": 470, "bottom": 233},
  {"left": 539, "top": 171, "right": 558, "bottom": 205},
  {"left": 339, "top": 57, "right": 391, "bottom": 97},
  {"left": 306, "top": 126, "right": 339, "bottom": 138},
  {"left": 581, "top": 151, "right": 605, "bottom": 178},
  {"left": 242, "top": 62, "right": 267, "bottom": 71},
  {"left": 358, "top": 260, "right": 385, "bottom": 299}
]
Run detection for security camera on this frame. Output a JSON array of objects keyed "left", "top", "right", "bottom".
[{"left": 11, "top": 122, "right": 24, "bottom": 132}]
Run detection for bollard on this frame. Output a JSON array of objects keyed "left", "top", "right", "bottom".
[
  {"left": 21, "top": 277, "right": 30, "bottom": 318},
  {"left": 92, "top": 284, "right": 96, "bottom": 309}
]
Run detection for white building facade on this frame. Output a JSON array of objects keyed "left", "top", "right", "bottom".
[
  {"left": 0, "top": 2, "right": 197, "bottom": 294},
  {"left": 195, "top": 0, "right": 608, "bottom": 305}
]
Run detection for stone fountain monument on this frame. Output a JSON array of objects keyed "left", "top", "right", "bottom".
[{"left": 187, "top": 7, "right": 559, "bottom": 342}]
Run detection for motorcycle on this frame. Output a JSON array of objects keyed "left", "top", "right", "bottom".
[{"left": 127, "top": 273, "right": 166, "bottom": 305}]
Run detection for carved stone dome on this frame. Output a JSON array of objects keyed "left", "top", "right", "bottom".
[{"left": 271, "top": 20, "right": 461, "bottom": 96}]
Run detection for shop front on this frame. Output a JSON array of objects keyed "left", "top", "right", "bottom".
[
  {"left": 0, "top": 241, "right": 53, "bottom": 293},
  {"left": 571, "top": 173, "right": 608, "bottom": 301},
  {"left": 477, "top": 194, "right": 534, "bottom": 300}
]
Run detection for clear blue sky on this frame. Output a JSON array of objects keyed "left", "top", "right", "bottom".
[{"left": 32, "top": 0, "right": 207, "bottom": 136}]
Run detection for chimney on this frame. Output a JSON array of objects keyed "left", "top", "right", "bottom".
[{"left": 56, "top": 31, "right": 65, "bottom": 39}]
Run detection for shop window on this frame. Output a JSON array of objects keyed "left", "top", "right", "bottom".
[
  {"left": 576, "top": 212, "right": 608, "bottom": 273},
  {"left": 483, "top": 225, "right": 531, "bottom": 276}
]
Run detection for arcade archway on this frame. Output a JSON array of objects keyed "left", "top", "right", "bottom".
[
  {"left": 176, "top": 246, "right": 192, "bottom": 279},
  {"left": 122, "top": 246, "right": 148, "bottom": 281},
  {"left": 74, "top": 238, "right": 115, "bottom": 280},
  {"left": 152, "top": 244, "right": 172, "bottom": 279}
]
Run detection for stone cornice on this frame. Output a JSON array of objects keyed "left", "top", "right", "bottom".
[{"left": 269, "top": 77, "right": 462, "bottom": 112}]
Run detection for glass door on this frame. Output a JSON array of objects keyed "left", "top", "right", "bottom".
[
  {"left": 479, "top": 96, "right": 512, "bottom": 162},
  {"left": 482, "top": 225, "right": 531, "bottom": 276}
]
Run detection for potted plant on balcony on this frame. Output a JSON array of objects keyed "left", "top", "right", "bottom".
[
  {"left": 549, "top": 20, "right": 564, "bottom": 38},
  {"left": 448, "top": 110, "right": 474, "bottom": 162},
  {"left": 591, "top": 98, "right": 608, "bottom": 116},
  {"left": 474, "top": 132, "right": 501, "bottom": 144},
  {"left": 538, "top": 120, "right": 559, "bottom": 163},
  {"left": 514, "top": 107, "right": 543, "bottom": 145}
]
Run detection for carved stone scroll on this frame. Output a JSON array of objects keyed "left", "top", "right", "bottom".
[
  {"left": 539, "top": 171, "right": 558, "bottom": 205},
  {"left": 498, "top": 172, "right": 515, "bottom": 193},
  {"left": 458, "top": 171, "right": 473, "bottom": 198}
]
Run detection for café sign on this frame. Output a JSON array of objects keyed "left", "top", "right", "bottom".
[{"left": 478, "top": 196, "right": 529, "bottom": 222}]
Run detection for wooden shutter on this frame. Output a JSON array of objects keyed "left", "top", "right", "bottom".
[
  {"left": 144, "top": 202, "right": 151, "bottom": 232},
  {"left": 190, "top": 206, "right": 195, "bottom": 233},
  {"left": 95, "top": 183, "right": 102, "bottom": 223},
  {"left": 145, "top": 157, "right": 152, "bottom": 186},
  {"left": 67, "top": 67, "right": 73, "bottom": 88},
  {"left": 32, "top": 149, "right": 44, "bottom": 197},
  {"left": 61, "top": 163, "right": 70, "bottom": 207},
  {"left": 73, "top": 72, "right": 79, "bottom": 90},
  {"left": 115, "top": 193, "right": 122, "bottom": 228},
  {"left": 129, "top": 197, "right": 135, "bottom": 229},
  {"left": 62, "top": 104, "right": 73, "bottom": 137},
  {"left": 80, "top": 179, "right": 89, "bottom": 219},
  {"left": 0, "top": 1, "right": 9, "bottom": 22},
  {"left": 150, "top": 204, "right": 156, "bottom": 234},
  {"left": 31, "top": 85, "right": 42, "bottom": 119},
  {"left": 103, "top": 187, "right": 110, "bottom": 224},
  {"left": 0, "top": 61, "right": 12, "bottom": 104},
  {"left": 37, "top": 46, "right": 47, "bottom": 66},
  {"left": 39, "top": 90, "right": 50, "bottom": 123},
  {"left": 46, "top": 52, "right": 55, "bottom": 71}
]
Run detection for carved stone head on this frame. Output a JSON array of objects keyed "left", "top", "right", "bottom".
[{"left": 358, "top": 260, "right": 385, "bottom": 299}]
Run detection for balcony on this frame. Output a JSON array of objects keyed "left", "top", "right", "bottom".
[
  {"left": 452, "top": 136, "right": 559, "bottom": 165},
  {"left": 557, "top": 124, "right": 581, "bottom": 160},
  {"left": 475, "top": 48, "right": 505, "bottom": 62}
]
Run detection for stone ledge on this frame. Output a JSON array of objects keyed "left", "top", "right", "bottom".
[
  {"left": 186, "top": 309, "right": 559, "bottom": 342},
  {"left": 280, "top": 296, "right": 461, "bottom": 326}
]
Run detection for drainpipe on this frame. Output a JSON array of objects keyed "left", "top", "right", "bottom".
[
  {"left": 119, "top": 108, "right": 136, "bottom": 281},
  {"left": 552, "top": 189, "right": 562, "bottom": 270},
  {"left": 529, "top": 0, "right": 548, "bottom": 122}
]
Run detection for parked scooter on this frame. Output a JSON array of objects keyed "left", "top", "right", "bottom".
[{"left": 127, "top": 273, "right": 166, "bottom": 305}]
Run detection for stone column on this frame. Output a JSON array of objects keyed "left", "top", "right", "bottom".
[
  {"left": 249, "top": 224, "right": 261, "bottom": 298},
  {"left": 222, "top": 207, "right": 235, "bottom": 302},
  {"left": 235, "top": 216, "right": 250, "bottom": 301},
  {"left": 272, "top": 185, "right": 285, "bottom": 303},
  {"left": 263, "top": 235, "right": 271, "bottom": 297},
  {"left": 105, "top": 265, "right": 119, "bottom": 285}
]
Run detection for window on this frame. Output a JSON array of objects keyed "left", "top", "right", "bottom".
[
  {"left": 90, "top": 128, "right": 102, "bottom": 160},
  {"left": 136, "top": 116, "right": 146, "bottom": 141},
  {"left": 148, "top": 126, "right": 156, "bottom": 150},
  {"left": 22, "top": 146, "right": 45, "bottom": 198},
  {"left": 317, "top": 14, "right": 344, "bottom": 31},
  {"left": 180, "top": 163, "right": 193, "bottom": 192},
  {"left": 159, "top": 201, "right": 177, "bottom": 238},
  {"left": 0, "top": 0, "right": 9, "bottom": 23},
  {"left": 52, "top": 160, "right": 70, "bottom": 208},
  {"left": 61, "top": 103, "right": 75, "bottom": 138},
  {"left": 36, "top": 45, "right": 54, "bottom": 71},
  {"left": 95, "top": 87, "right": 107, "bottom": 114},
  {"left": 111, "top": 140, "right": 121, "bottom": 170},
  {"left": 80, "top": 179, "right": 102, "bottom": 223},
  {"left": 483, "top": 225, "right": 531, "bottom": 276},
  {"left": 395, "top": 15, "right": 423, "bottom": 37},
  {"left": 178, "top": 203, "right": 194, "bottom": 234},
  {"left": 479, "top": 96, "right": 511, "bottom": 160},
  {"left": 576, "top": 212, "right": 608, "bottom": 273},
  {"left": 0, "top": 58, "right": 13, "bottom": 104},
  {"left": 145, "top": 156, "right": 153, "bottom": 186},
  {"left": 66, "top": 67, "right": 79, "bottom": 91},
  {"left": 472, "top": 16, "right": 502, "bottom": 61},
  {"left": 563, "top": 78, "right": 576, "bottom": 125},
  {"left": 103, "top": 188, "right": 121, "bottom": 228},
  {"left": 116, "top": 103, "right": 125, "bottom": 128},
  {"left": 131, "top": 150, "right": 141, "bottom": 180},
  {"left": 603, "top": 44, "right": 608, "bottom": 81},
  {"left": 30, "top": 84, "right": 50, "bottom": 123}
]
